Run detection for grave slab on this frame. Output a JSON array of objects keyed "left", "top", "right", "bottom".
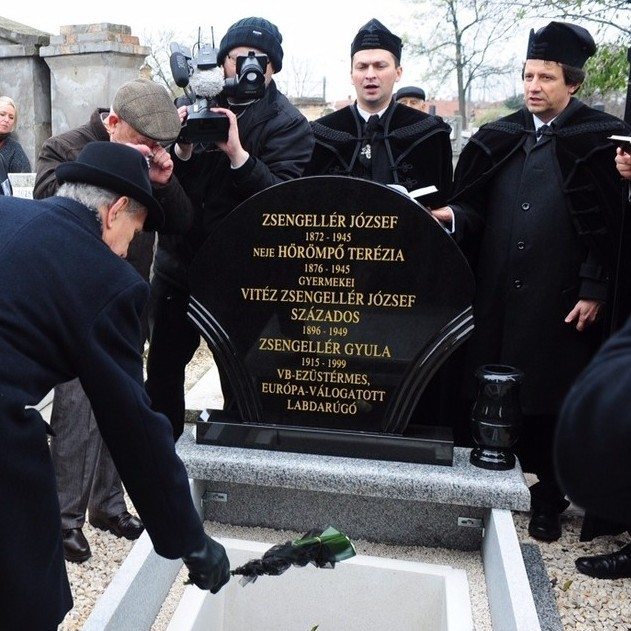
[{"left": 177, "top": 428, "right": 530, "bottom": 550}]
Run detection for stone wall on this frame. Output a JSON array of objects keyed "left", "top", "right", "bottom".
[
  {"left": 0, "top": 18, "right": 150, "bottom": 168},
  {"left": 40, "top": 23, "right": 150, "bottom": 136},
  {"left": 0, "top": 17, "right": 51, "bottom": 169}
]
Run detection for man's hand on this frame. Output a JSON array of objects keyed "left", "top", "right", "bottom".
[
  {"left": 182, "top": 535, "right": 230, "bottom": 593},
  {"left": 430, "top": 206, "right": 454, "bottom": 231},
  {"left": 177, "top": 105, "right": 189, "bottom": 125},
  {"left": 565, "top": 299, "right": 602, "bottom": 332},
  {"left": 211, "top": 107, "right": 250, "bottom": 168},
  {"left": 126, "top": 143, "right": 174, "bottom": 186},
  {"left": 615, "top": 147, "right": 631, "bottom": 180},
  {"left": 430, "top": 206, "right": 452, "bottom": 222},
  {"left": 174, "top": 106, "right": 194, "bottom": 161}
]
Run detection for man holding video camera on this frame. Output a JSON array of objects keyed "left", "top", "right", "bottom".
[{"left": 146, "top": 17, "right": 314, "bottom": 438}]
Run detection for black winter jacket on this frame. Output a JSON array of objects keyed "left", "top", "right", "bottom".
[{"left": 153, "top": 80, "right": 315, "bottom": 289}]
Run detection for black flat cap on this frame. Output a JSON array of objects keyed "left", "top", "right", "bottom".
[{"left": 396, "top": 86, "right": 426, "bottom": 101}]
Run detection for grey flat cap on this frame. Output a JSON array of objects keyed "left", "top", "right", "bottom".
[{"left": 113, "top": 79, "right": 181, "bottom": 143}]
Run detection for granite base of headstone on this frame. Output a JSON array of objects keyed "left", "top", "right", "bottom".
[{"left": 189, "top": 176, "right": 475, "bottom": 465}]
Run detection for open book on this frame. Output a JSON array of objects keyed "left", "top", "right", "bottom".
[
  {"left": 609, "top": 135, "right": 631, "bottom": 153},
  {"left": 386, "top": 184, "right": 438, "bottom": 201}
]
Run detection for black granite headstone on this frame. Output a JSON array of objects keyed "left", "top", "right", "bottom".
[{"left": 189, "top": 176, "right": 474, "bottom": 462}]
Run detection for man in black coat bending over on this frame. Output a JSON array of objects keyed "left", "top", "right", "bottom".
[
  {"left": 0, "top": 142, "right": 229, "bottom": 630},
  {"left": 432, "top": 22, "right": 630, "bottom": 542},
  {"left": 305, "top": 18, "right": 453, "bottom": 209}
]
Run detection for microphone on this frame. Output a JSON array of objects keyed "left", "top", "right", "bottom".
[
  {"left": 189, "top": 68, "right": 225, "bottom": 99},
  {"left": 170, "top": 51, "right": 191, "bottom": 89}
]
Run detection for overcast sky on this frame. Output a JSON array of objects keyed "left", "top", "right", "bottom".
[{"left": 3, "top": 1, "right": 423, "bottom": 102}]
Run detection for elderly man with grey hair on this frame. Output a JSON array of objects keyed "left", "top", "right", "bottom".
[
  {"left": 33, "top": 78, "right": 193, "bottom": 564},
  {"left": 1, "top": 141, "right": 229, "bottom": 630}
]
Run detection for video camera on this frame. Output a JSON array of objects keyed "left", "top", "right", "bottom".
[{"left": 170, "top": 30, "right": 268, "bottom": 144}]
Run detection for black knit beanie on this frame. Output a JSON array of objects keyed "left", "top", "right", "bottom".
[{"left": 217, "top": 17, "right": 284, "bottom": 73}]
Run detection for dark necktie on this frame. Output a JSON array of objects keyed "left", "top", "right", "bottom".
[
  {"left": 536, "top": 123, "right": 552, "bottom": 140},
  {"left": 359, "top": 114, "right": 380, "bottom": 168}
]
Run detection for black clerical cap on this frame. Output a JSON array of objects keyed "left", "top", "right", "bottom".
[
  {"left": 526, "top": 22, "right": 596, "bottom": 69},
  {"left": 351, "top": 19, "right": 402, "bottom": 61}
]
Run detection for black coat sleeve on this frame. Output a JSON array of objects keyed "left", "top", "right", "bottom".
[
  {"left": 232, "top": 112, "right": 315, "bottom": 198},
  {"left": 152, "top": 176, "right": 195, "bottom": 235},
  {"left": 555, "top": 314, "right": 631, "bottom": 524},
  {"left": 75, "top": 280, "right": 206, "bottom": 559}
]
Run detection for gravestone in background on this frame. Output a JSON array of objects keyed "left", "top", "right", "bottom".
[{"left": 189, "top": 176, "right": 474, "bottom": 463}]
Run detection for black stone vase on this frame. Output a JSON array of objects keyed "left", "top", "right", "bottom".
[{"left": 470, "top": 364, "right": 523, "bottom": 471}]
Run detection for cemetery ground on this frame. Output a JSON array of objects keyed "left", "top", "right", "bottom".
[{"left": 52, "top": 344, "right": 631, "bottom": 631}]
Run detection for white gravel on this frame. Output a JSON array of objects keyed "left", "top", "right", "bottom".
[
  {"left": 55, "top": 345, "right": 631, "bottom": 630},
  {"left": 59, "top": 523, "right": 135, "bottom": 630},
  {"left": 513, "top": 509, "right": 631, "bottom": 630}
]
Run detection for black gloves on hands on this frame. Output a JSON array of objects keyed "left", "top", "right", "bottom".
[{"left": 182, "top": 535, "right": 230, "bottom": 593}]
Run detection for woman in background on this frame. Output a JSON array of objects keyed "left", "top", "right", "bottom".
[{"left": 0, "top": 96, "right": 31, "bottom": 173}]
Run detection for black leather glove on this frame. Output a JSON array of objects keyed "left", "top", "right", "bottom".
[{"left": 182, "top": 535, "right": 230, "bottom": 593}]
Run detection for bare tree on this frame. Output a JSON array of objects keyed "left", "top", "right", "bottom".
[
  {"left": 276, "top": 56, "right": 324, "bottom": 99},
  {"left": 141, "top": 28, "right": 207, "bottom": 98},
  {"left": 508, "top": 0, "right": 630, "bottom": 38},
  {"left": 405, "top": 0, "right": 520, "bottom": 128},
  {"left": 504, "top": 1, "right": 630, "bottom": 115},
  {"left": 141, "top": 29, "right": 180, "bottom": 97}
]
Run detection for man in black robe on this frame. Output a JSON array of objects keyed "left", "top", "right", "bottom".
[
  {"left": 305, "top": 19, "right": 454, "bottom": 431},
  {"left": 305, "top": 18, "right": 453, "bottom": 209},
  {"left": 555, "top": 143, "right": 631, "bottom": 579},
  {"left": 432, "top": 22, "right": 630, "bottom": 542}
]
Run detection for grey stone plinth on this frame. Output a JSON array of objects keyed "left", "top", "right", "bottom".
[
  {"left": 83, "top": 533, "right": 181, "bottom": 631},
  {"left": 40, "top": 23, "right": 150, "bottom": 135},
  {"left": 40, "top": 22, "right": 147, "bottom": 57},
  {"left": 0, "top": 16, "right": 50, "bottom": 54},
  {"left": 483, "top": 509, "right": 542, "bottom": 630},
  {"left": 177, "top": 429, "right": 530, "bottom": 550}
]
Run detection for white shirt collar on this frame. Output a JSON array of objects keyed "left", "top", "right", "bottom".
[
  {"left": 532, "top": 114, "right": 558, "bottom": 131},
  {"left": 356, "top": 103, "right": 390, "bottom": 122}
]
